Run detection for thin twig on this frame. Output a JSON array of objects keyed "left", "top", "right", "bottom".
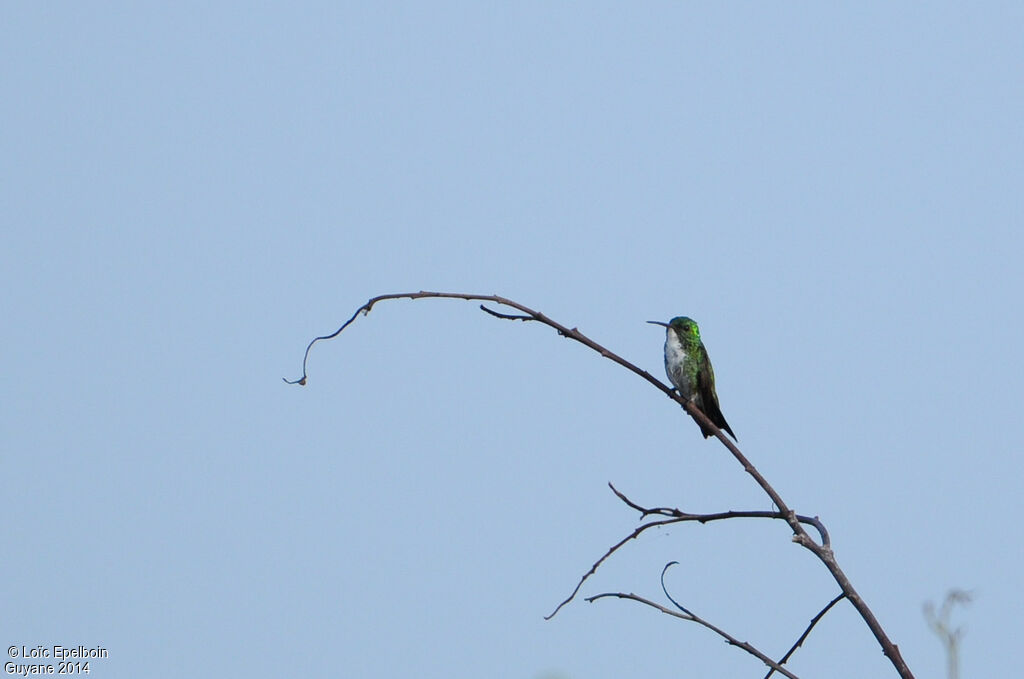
[
  {"left": 609, "top": 483, "right": 830, "bottom": 547},
  {"left": 546, "top": 484, "right": 831, "bottom": 619},
  {"left": 587, "top": 589, "right": 801, "bottom": 679},
  {"left": 545, "top": 512, "right": 682, "bottom": 620},
  {"left": 478, "top": 304, "right": 533, "bottom": 321},
  {"left": 764, "top": 593, "right": 846, "bottom": 679},
  {"left": 285, "top": 291, "right": 680, "bottom": 410}
]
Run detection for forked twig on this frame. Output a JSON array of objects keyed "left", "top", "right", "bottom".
[
  {"left": 545, "top": 484, "right": 829, "bottom": 619},
  {"left": 586, "top": 562, "right": 802, "bottom": 679}
]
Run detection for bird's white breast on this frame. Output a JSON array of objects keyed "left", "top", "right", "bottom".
[{"left": 664, "top": 330, "right": 695, "bottom": 399}]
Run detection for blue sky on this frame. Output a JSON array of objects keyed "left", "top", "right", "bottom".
[{"left": 3, "top": 3, "right": 1022, "bottom": 678}]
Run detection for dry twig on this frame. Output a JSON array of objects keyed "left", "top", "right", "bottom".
[{"left": 286, "top": 291, "right": 915, "bottom": 679}]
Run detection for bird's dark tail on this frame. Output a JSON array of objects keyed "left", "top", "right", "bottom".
[{"left": 696, "top": 403, "right": 736, "bottom": 441}]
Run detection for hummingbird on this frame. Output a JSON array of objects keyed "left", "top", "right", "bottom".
[{"left": 648, "top": 317, "right": 736, "bottom": 440}]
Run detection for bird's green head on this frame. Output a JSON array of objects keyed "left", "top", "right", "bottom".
[{"left": 647, "top": 316, "right": 701, "bottom": 342}]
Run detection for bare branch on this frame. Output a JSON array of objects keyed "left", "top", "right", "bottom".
[
  {"left": 548, "top": 484, "right": 833, "bottom": 618},
  {"left": 284, "top": 292, "right": 532, "bottom": 385},
  {"left": 764, "top": 593, "right": 846, "bottom": 679},
  {"left": 285, "top": 291, "right": 679, "bottom": 411},
  {"left": 545, "top": 512, "right": 680, "bottom": 620},
  {"left": 609, "top": 483, "right": 830, "bottom": 547},
  {"left": 587, "top": 588, "right": 801, "bottom": 679},
  {"left": 287, "top": 290, "right": 915, "bottom": 679}
]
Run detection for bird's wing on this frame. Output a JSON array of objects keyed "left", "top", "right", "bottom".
[{"left": 697, "top": 345, "right": 736, "bottom": 440}]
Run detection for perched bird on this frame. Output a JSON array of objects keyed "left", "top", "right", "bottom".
[{"left": 648, "top": 316, "right": 736, "bottom": 440}]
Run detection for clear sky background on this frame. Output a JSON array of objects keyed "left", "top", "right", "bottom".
[{"left": 3, "top": 3, "right": 1022, "bottom": 678}]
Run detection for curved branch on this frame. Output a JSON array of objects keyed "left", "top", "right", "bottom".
[
  {"left": 547, "top": 484, "right": 831, "bottom": 618},
  {"left": 286, "top": 290, "right": 914, "bottom": 679},
  {"left": 609, "top": 483, "right": 830, "bottom": 548},
  {"left": 659, "top": 561, "right": 802, "bottom": 679},
  {"left": 587, "top": 588, "right": 801, "bottom": 679},
  {"left": 285, "top": 291, "right": 675, "bottom": 399},
  {"left": 545, "top": 512, "right": 680, "bottom": 620}
]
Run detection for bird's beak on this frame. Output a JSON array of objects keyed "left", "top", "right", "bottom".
[{"left": 647, "top": 321, "right": 669, "bottom": 327}]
